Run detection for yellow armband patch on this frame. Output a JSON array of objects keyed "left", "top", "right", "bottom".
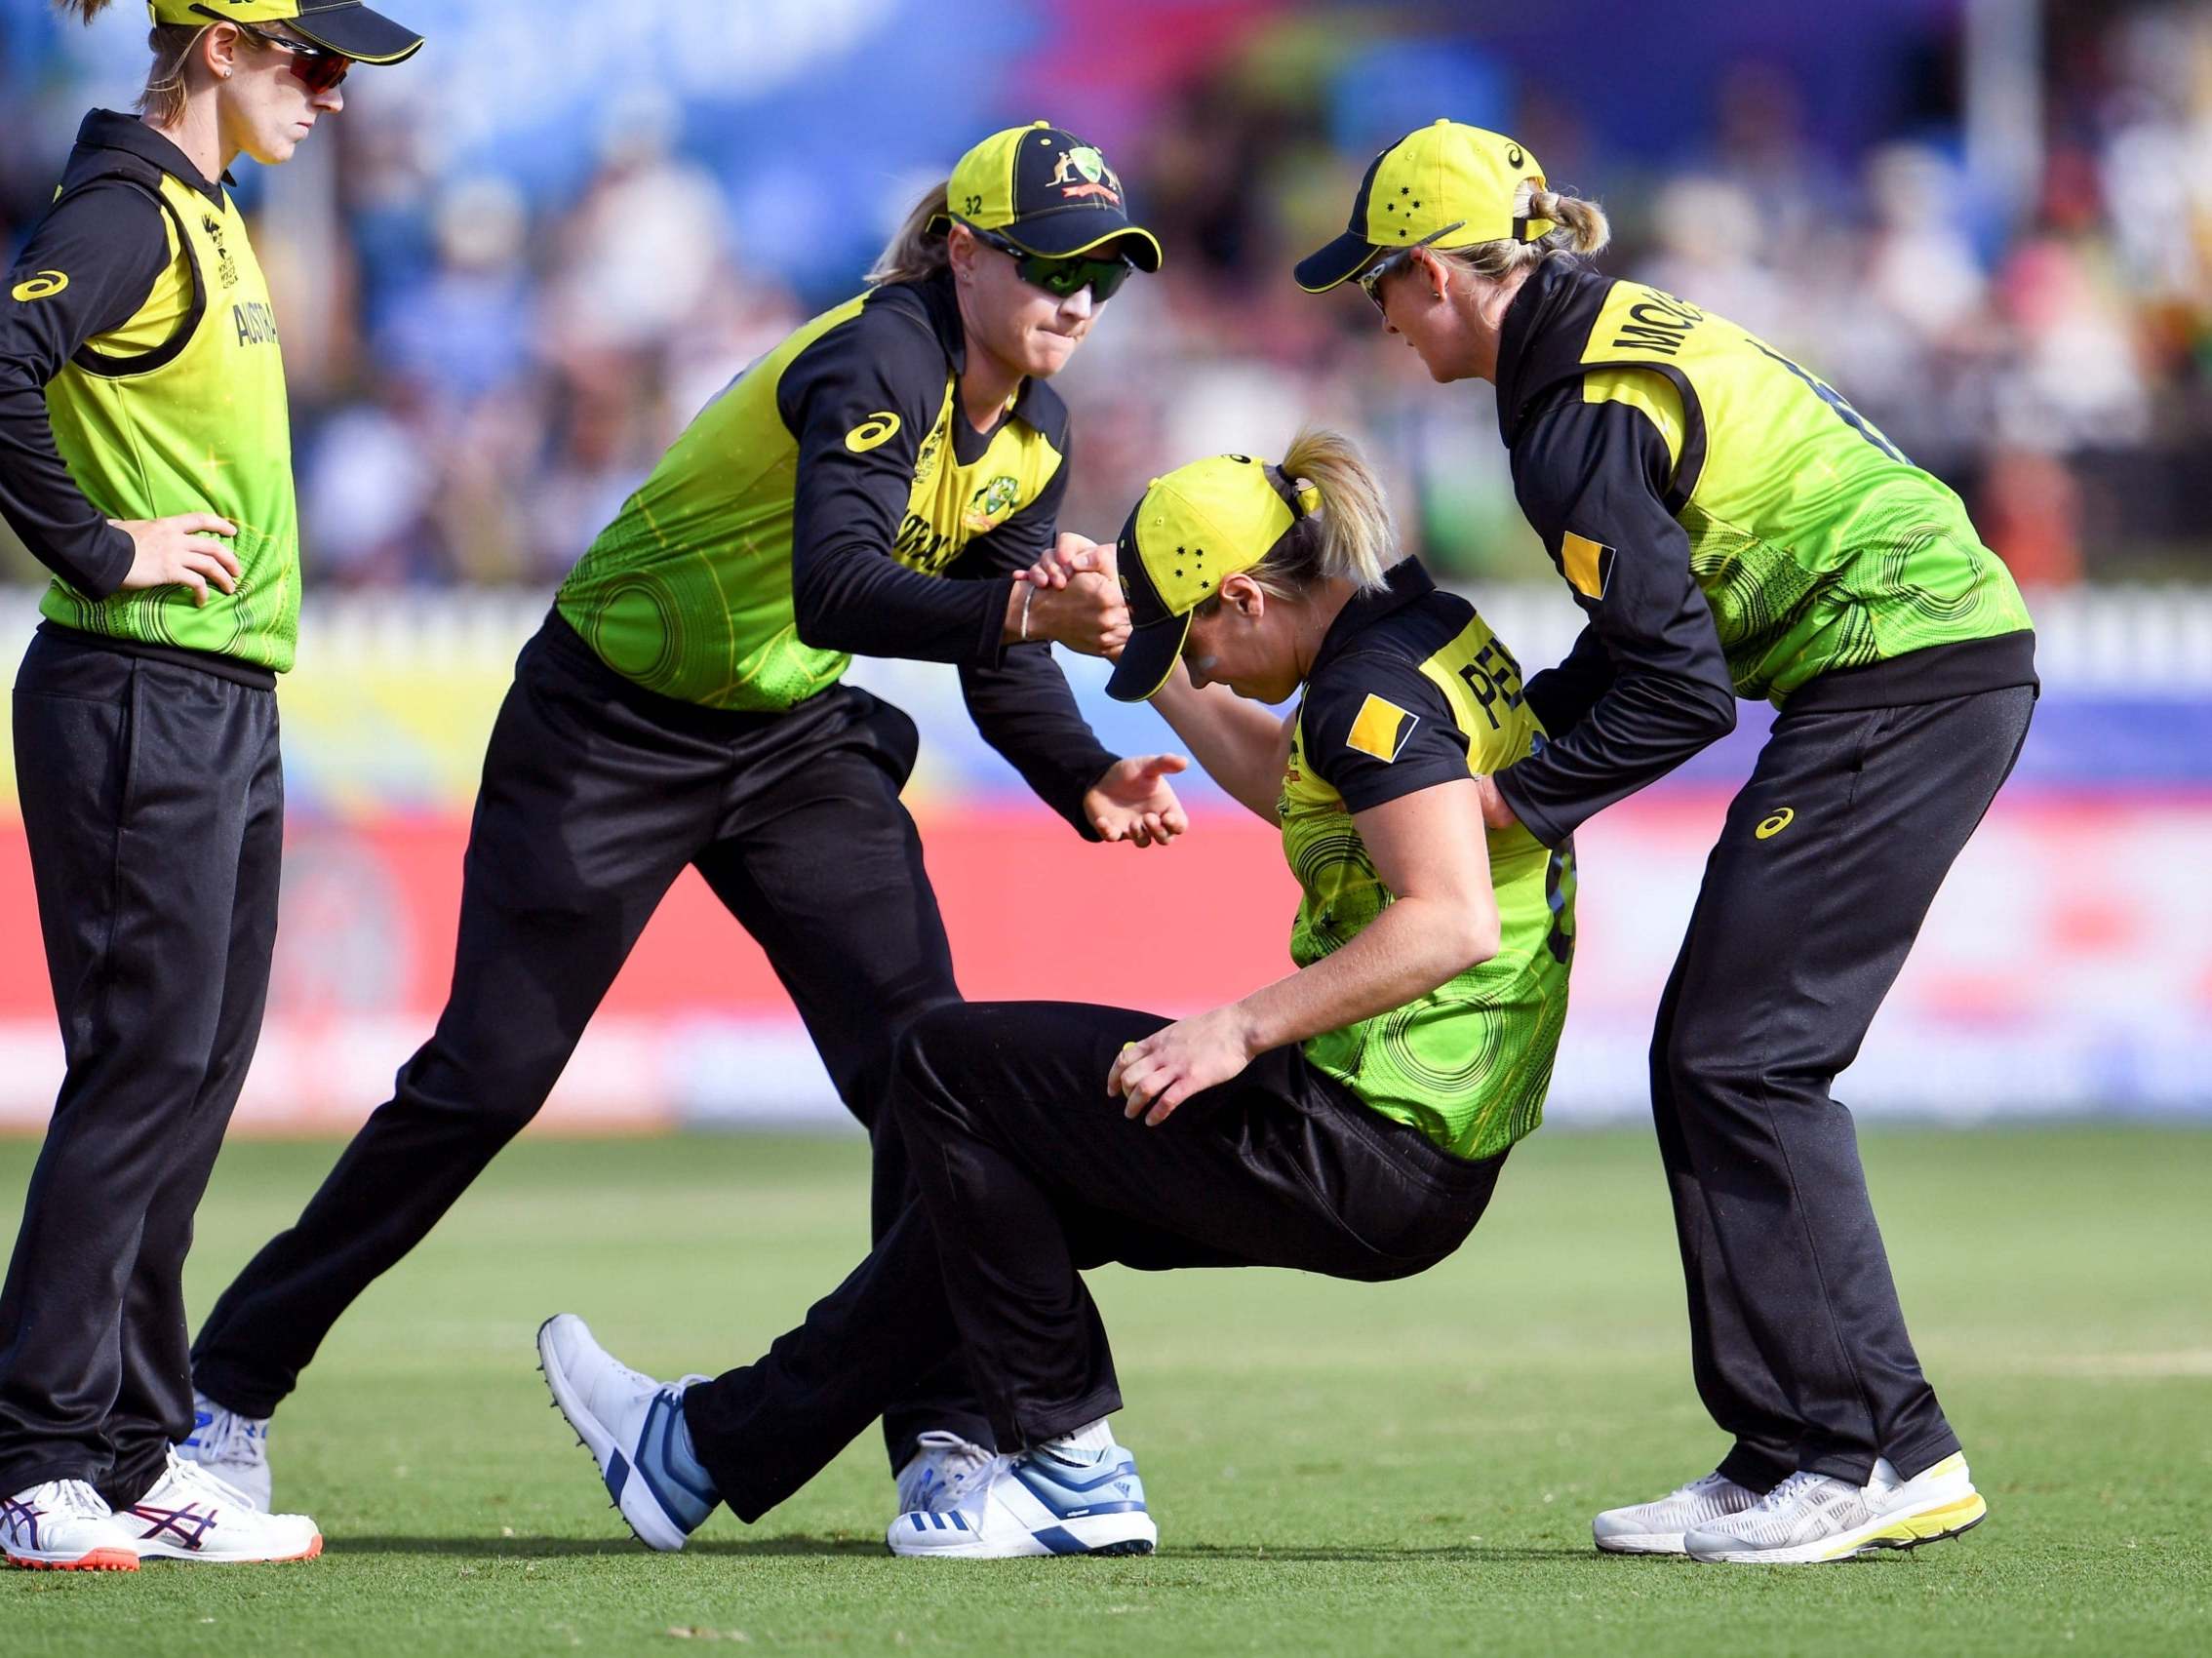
[
  {"left": 1561, "top": 532, "right": 1614, "bottom": 600},
  {"left": 1345, "top": 693, "right": 1417, "bottom": 763}
]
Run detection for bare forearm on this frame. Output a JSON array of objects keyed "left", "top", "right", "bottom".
[
  {"left": 1231, "top": 894, "right": 1500, "bottom": 1054},
  {"left": 1148, "top": 668, "right": 1287, "bottom": 823}
]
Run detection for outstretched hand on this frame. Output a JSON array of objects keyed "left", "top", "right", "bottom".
[{"left": 1086, "top": 753, "right": 1189, "bottom": 848}]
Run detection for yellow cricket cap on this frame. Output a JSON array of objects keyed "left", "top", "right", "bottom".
[
  {"left": 149, "top": 1, "right": 424, "bottom": 64},
  {"left": 1294, "top": 119, "right": 1550, "bottom": 294},
  {"left": 1105, "top": 454, "right": 1321, "bottom": 702}
]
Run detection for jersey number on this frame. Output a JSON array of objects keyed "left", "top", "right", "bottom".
[
  {"left": 1458, "top": 639, "right": 1526, "bottom": 730},
  {"left": 1749, "top": 340, "right": 1908, "bottom": 465}
]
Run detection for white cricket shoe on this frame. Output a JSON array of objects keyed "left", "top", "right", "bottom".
[
  {"left": 895, "top": 1431, "right": 994, "bottom": 1517},
  {"left": 1593, "top": 1469, "right": 1764, "bottom": 1555},
  {"left": 888, "top": 1439, "right": 1155, "bottom": 1559},
  {"left": 1684, "top": 1452, "right": 1987, "bottom": 1564},
  {"left": 3, "top": 1480, "right": 139, "bottom": 1571},
  {"left": 178, "top": 1391, "right": 272, "bottom": 1511},
  {"left": 120, "top": 1448, "right": 321, "bottom": 1562},
  {"left": 537, "top": 1314, "right": 719, "bottom": 1554}
]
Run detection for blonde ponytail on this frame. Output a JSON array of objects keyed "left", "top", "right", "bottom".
[
  {"left": 56, "top": 1, "right": 210, "bottom": 128},
  {"left": 866, "top": 180, "right": 953, "bottom": 286},
  {"left": 1196, "top": 425, "right": 1398, "bottom": 612},
  {"left": 1280, "top": 425, "right": 1393, "bottom": 593},
  {"left": 1523, "top": 184, "right": 1611, "bottom": 256}
]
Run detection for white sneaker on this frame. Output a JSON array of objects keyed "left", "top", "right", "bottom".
[
  {"left": 895, "top": 1431, "right": 994, "bottom": 1517},
  {"left": 537, "top": 1314, "right": 719, "bottom": 1554},
  {"left": 3, "top": 1480, "right": 139, "bottom": 1571},
  {"left": 1683, "top": 1452, "right": 1987, "bottom": 1564},
  {"left": 119, "top": 1448, "right": 321, "bottom": 1563},
  {"left": 888, "top": 1439, "right": 1155, "bottom": 1559},
  {"left": 178, "top": 1392, "right": 271, "bottom": 1511},
  {"left": 1593, "top": 1469, "right": 1764, "bottom": 1555}
]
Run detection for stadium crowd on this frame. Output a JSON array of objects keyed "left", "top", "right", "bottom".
[{"left": 3, "top": 0, "right": 2205, "bottom": 592}]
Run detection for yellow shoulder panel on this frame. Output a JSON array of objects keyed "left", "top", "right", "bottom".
[
  {"left": 1582, "top": 366, "right": 1685, "bottom": 474},
  {"left": 86, "top": 209, "right": 192, "bottom": 359}
]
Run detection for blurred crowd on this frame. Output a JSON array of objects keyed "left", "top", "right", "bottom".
[{"left": 3, "top": 1, "right": 2207, "bottom": 591}]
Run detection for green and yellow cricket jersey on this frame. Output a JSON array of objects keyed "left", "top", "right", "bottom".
[
  {"left": 1489, "top": 259, "right": 2037, "bottom": 847},
  {"left": 1283, "top": 558, "right": 1574, "bottom": 1162},
  {"left": 1, "top": 112, "right": 297, "bottom": 675},
  {"left": 557, "top": 273, "right": 1073, "bottom": 712}
]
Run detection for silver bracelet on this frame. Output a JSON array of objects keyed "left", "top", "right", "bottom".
[{"left": 1019, "top": 582, "right": 1036, "bottom": 643}]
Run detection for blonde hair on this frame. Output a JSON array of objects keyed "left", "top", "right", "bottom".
[
  {"left": 54, "top": 1, "right": 220, "bottom": 129},
  {"left": 1202, "top": 425, "right": 1396, "bottom": 610},
  {"left": 867, "top": 180, "right": 953, "bottom": 286},
  {"left": 1442, "top": 180, "right": 1611, "bottom": 283}
]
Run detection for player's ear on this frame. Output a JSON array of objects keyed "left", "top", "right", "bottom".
[
  {"left": 1220, "top": 572, "right": 1265, "bottom": 619},
  {"left": 946, "top": 223, "right": 982, "bottom": 286}
]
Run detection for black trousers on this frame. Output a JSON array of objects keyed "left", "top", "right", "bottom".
[
  {"left": 0, "top": 629, "right": 283, "bottom": 1507},
  {"left": 1657, "top": 684, "right": 2035, "bottom": 1488},
  {"left": 684, "top": 1000, "right": 1507, "bottom": 1522},
  {"left": 189, "top": 614, "right": 984, "bottom": 1469}
]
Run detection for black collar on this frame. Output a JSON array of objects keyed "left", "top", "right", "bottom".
[
  {"left": 911, "top": 266, "right": 1057, "bottom": 442},
  {"left": 1308, "top": 557, "right": 1438, "bottom": 684},
  {"left": 1491, "top": 257, "right": 1603, "bottom": 447},
  {"left": 76, "top": 108, "right": 229, "bottom": 206}
]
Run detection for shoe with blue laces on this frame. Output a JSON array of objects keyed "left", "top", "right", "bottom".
[
  {"left": 536, "top": 1314, "right": 718, "bottom": 1553},
  {"left": 888, "top": 1431, "right": 1156, "bottom": 1559}
]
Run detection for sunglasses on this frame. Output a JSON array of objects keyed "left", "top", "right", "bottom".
[
  {"left": 1356, "top": 220, "right": 1466, "bottom": 312},
  {"left": 962, "top": 222, "right": 1133, "bottom": 303},
  {"left": 237, "top": 22, "right": 352, "bottom": 94}
]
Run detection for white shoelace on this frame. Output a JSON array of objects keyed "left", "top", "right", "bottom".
[
  {"left": 201, "top": 1407, "right": 268, "bottom": 1471},
  {"left": 20, "top": 1479, "right": 110, "bottom": 1522},
  {"left": 155, "top": 1446, "right": 256, "bottom": 1510},
  {"left": 914, "top": 1431, "right": 994, "bottom": 1490}
]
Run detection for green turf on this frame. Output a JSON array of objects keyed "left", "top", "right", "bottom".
[{"left": 3, "top": 1126, "right": 2207, "bottom": 1656}]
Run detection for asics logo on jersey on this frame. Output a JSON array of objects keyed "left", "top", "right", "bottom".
[
  {"left": 11, "top": 270, "right": 68, "bottom": 301},
  {"left": 1756, "top": 808, "right": 1796, "bottom": 840},
  {"left": 845, "top": 412, "right": 901, "bottom": 453}
]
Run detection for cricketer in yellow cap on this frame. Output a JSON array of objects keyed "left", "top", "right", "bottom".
[
  {"left": 1303, "top": 117, "right": 2034, "bottom": 1568},
  {"left": 540, "top": 428, "right": 1574, "bottom": 1559},
  {"left": 0, "top": 0, "right": 420, "bottom": 1571}
]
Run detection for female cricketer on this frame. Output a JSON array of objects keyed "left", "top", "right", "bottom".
[
  {"left": 0, "top": 0, "right": 421, "bottom": 1571},
  {"left": 534, "top": 428, "right": 1577, "bottom": 1559},
  {"left": 1296, "top": 120, "right": 2036, "bottom": 1564},
  {"left": 180, "top": 124, "right": 1184, "bottom": 1531}
]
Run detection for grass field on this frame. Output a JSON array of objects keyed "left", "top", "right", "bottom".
[{"left": 3, "top": 1125, "right": 2207, "bottom": 1656}]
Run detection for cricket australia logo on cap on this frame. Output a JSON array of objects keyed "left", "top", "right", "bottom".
[{"left": 1049, "top": 145, "right": 1123, "bottom": 207}]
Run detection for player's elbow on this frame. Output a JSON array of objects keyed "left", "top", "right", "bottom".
[{"left": 1432, "top": 895, "right": 1502, "bottom": 977}]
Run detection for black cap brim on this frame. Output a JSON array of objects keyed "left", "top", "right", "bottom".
[
  {"left": 289, "top": 2, "right": 424, "bottom": 64},
  {"left": 1105, "top": 612, "right": 1192, "bottom": 702},
  {"left": 1293, "top": 230, "right": 1382, "bottom": 295},
  {"left": 1003, "top": 212, "right": 1164, "bottom": 273}
]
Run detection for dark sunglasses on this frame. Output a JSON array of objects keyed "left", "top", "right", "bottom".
[
  {"left": 237, "top": 21, "right": 352, "bottom": 94},
  {"left": 1356, "top": 220, "right": 1466, "bottom": 312},
  {"left": 961, "top": 221, "right": 1133, "bottom": 302}
]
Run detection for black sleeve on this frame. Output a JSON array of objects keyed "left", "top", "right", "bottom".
[
  {"left": 1303, "top": 650, "right": 1471, "bottom": 814},
  {"left": 0, "top": 181, "right": 172, "bottom": 596},
  {"left": 1521, "top": 620, "right": 1614, "bottom": 739},
  {"left": 779, "top": 297, "right": 1013, "bottom": 666},
  {"left": 950, "top": 455, "right": 1120, "bottom": 840},
  {"left": 1492, "top": 386, "right": 1738, "bottom": 846}
]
